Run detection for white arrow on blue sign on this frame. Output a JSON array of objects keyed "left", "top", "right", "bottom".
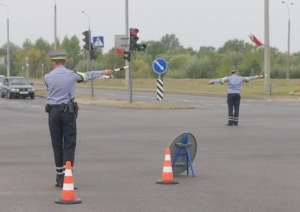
[{"left": 152, "top": 58, "right": 168, "bottom": 75}]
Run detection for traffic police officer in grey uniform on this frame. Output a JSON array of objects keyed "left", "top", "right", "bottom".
[
  {"left": 209, "top": 69, "right": 263, "bottom": 126},
  {"left": 44, "top": 50, "right": 113, "bottom": 187}
]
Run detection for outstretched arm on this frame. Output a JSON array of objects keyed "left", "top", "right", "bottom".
[
  {"left": 243, "top": 74, "right": 265, "bottom": 82},
  {"left": 84, "top": 69, "right": 114, "bottom": 81},
  {"left": 75, "top": 69, "right": 114, "bottom": 82},
  {"left": 75, "top": 66, "right": 129, "bottom": 83},
  {"left": 209, "top": 77, "right": 228, "bottom": 84}
]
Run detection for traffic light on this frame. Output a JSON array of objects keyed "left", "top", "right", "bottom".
[
  {"left": 137, "top": 43, "right": 147, "bottom": 51},
  {"left": 130, "top": 28, "right": 139, "bottom": 51},
  {"left": 123, "top": 51, "right": 131, "bottom": 62},
  {"left": 90, "top": 50, "right": 96, "bottom": 60},
  {"left": 82, "top": 30, "right": 91, "bottom": 50},
  {"left": 90, "top": 44, "right": 96, "bottom": 60},
  {"left": 129, "top": 28, "right": 147, "bottom": 51}
]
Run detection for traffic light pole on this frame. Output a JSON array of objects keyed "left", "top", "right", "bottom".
[
  {"left": 129, "top": 53, "right": 133, "bottom": 103},
  {"left": 125, "top": 0, "right": 129, "bottom": 87},
  {"left": 88, "top": 29, "right": 94, "bottom": 98},
  {"left": 127, "top": 27, "right": 146, "bottom": 103},
  {"left": 82, "top": 28, "right": 94, "bottom": 97},
  {"left": 122, "top": 26, "right": 146, "bottom": 103},
  {"left": 88, "top": 52, "right": 94, "bottom": 98}
]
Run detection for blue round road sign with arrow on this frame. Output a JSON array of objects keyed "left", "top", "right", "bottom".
[{"left": 152, "top": 58, "right": 168, "bottom": 75}]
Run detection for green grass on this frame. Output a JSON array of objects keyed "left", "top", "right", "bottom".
[{"left": 33, "top": 78, "right": 300, "bottom": 99}]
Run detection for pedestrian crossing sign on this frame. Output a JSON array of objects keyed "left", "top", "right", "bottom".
[{"left": 93, "top": 36, "right": 104, "bottom": 49}]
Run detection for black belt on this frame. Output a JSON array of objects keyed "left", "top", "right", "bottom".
[
  {"left": 48, "top": 104, "right": 63, "bottom": 109},
  {"left": 46, "top": 103, "right": 76, "bottom": 114},
  {"left": 48, "top": 103, "right": 69, "bottom": 112}
]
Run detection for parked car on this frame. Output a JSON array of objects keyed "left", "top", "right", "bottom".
[{"left": 1, "top": 76, "right": 35, "bottom": 99}]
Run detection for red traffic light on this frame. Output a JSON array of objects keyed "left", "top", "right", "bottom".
[{"left": 130, "top": 28, "right": 139, "bottom": 36}]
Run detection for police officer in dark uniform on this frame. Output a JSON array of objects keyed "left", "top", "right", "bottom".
[
  {"left": 44, "top": 50, "right": 113, "bottom": 188},
  {"left": 209, "top": 69, "right": 264, "bottom": 126}
]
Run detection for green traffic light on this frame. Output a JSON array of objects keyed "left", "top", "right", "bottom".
[{"left": 137, "top": 44, "right": 147, "bottom": 51}]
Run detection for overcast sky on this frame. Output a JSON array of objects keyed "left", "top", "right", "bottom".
[{"left": 0, "top": 0, "right": 298, "bottom": 53}]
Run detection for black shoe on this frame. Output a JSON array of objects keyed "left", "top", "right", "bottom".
[
  {"left": 55, "top": 183, "right": 63, "bottom": 188},
  {"left": 226, "top": 124, "right": 234, "bottom": 126}
]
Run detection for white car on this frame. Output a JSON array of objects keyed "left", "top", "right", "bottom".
[{"left": 1, "top": 76, "right": 35, "bottom": 99}]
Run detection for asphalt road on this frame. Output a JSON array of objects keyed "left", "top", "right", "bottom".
[{"left": 1, "top": 92, "right": 300, "bottom": 212}]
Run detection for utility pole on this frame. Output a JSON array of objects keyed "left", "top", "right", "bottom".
[
  {"left": 0, "top": 3, "right": 10, "bottom": 77},
  {"left": 282, "top": 1, "right": 294, "bottom": 79},
  {"left": 264, "top": 0, "right": 271, "bottom": 95}
]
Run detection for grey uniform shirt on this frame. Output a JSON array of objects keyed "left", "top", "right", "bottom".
[
  {"left": 44, "top": 65, "right": 105, "bottom": 105},
  {"left": 211, "top": 74, "right": 258, "bottom": 94}
]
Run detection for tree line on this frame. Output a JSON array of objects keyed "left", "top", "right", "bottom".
[{"left": 0, "top": 34, "right": 299, "bottom": 79}]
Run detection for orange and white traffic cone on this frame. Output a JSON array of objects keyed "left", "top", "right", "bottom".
[
  {"left": 55, "top": 161, "right": 82, "bottom": 204},
  {"left": 156, "top": 148, "right": 178, "bottom": 184}
]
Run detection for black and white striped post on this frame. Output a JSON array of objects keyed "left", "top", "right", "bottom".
[
  {"left": 156, "top": 76, "right": 164, "bottom": 101},
  {"left": 152, "top": 58, "right": 168, "bottom": 102}
]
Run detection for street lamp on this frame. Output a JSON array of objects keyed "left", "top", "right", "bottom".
[
  {"left": 81, "top": 11, "right": 91, "bottom": 30},
  {"left": 54, "top": 0, "right": 57, "bottom": 50},
  {"left": 0, "top": 2, "right": 10, "bottom": 77},
  {"left": 282, "top": 1, "right": 294, "bottom": 79}
]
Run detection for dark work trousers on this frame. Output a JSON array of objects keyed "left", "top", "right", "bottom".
[
  {"left": 48, "top": 107, "right": 77, "bottom": 185},
  {"left": 227, "top": 93, "right": 241, "bottom": 125}
]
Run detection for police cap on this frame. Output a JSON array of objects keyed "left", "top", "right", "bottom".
[
  {"left": 231, "top": 69, "right": 238, "bottom": 73},
  {"left": 48, "top": 50, "right": 68, "bottom": 60}
]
